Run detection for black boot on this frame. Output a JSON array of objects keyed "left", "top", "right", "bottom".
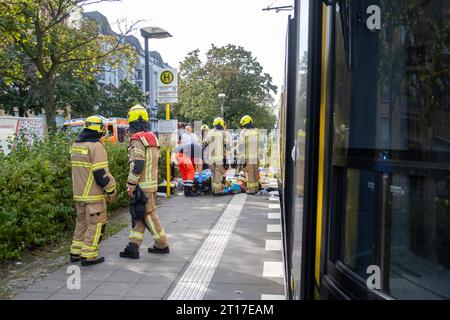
[
  {"left": 81, "top": 256, "right": 105, "bottom": 266},
  {"left": 148, "top": 245, "right": 170, "bottom": 254},
  {"left": 119, "top": 242, "right": 140, "bottom": 259},
  {"left": 70, "top": 254, "right": 81, "bottom": 262}
]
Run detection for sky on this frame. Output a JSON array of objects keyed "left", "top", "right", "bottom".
[{"left": 83, "top": 0, "right": 293, "bottom": 101}]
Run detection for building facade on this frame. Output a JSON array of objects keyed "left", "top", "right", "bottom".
[{"left": 84, "top": 11, "right": 170, "bottom": 131}]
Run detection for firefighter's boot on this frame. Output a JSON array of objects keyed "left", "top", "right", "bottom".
[
  {"left": 81, "top": 256, "right": 105, "bottom": 266},
  {"left": 184, "top": 186, "right": 194, "bottom": 197},
  {"left": 119, "top": 242, "right": 140, "bottom": 259},
  {"left": 70, "top": 254, "right": 81, "bottom": 263},
  {"left": 148, "top": 245, "right": 170, "bottom": 254}
]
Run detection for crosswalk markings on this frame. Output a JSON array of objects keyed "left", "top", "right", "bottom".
[
  {"left": 268, "top": 212, "right": 281, "bottom": 219},
  {"left": 261, "top": 294, "right": 285, "bottom": 300},
  {"left": 263, "top": 262, "right": 284, "bottom": 278},
  {"left": 265, "top": 240, "right": 282, "bottom": 251},
  {"left": 269, "top": 203, "right": 280, "bottom": 209},
  {"left": 267, "top": 224, "right": 282, "bottom": 233},
  {"left": 269, "top": 197, "right": 279, "bottom": 201}
]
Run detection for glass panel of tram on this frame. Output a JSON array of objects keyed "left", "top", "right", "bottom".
[
  {"left": 289, "top": 0, "right": 310, "bottom": 300},
  {"left": 331, "top": 0, "right": 450, "bottom": 299}
]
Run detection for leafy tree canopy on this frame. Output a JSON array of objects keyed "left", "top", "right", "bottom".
[
  {"left": 177, "top": 44, "right": 278, "bottom": 129},
  {"left": 0, "top": 0, "right": 137, "bottom": 128},
  {"left": 97, "top": 80, "right": 145, "bottom": 118}
]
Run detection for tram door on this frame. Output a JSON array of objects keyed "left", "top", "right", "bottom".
[
  {"left": 283, "top": 0, "right": 320, "bottom": 300},
  {"left": 282, "top": 12, "right": 300, "bottom": 300}
]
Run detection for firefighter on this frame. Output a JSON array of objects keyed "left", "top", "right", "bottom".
[
  {"left": 69, "top": 116, "right": 117, "bottom": 266},
  {"left": 239, "top": 115, "right": 260, "bottom": 194},
  {"left": 204, "top": 117, "right": 230, "bottom": 195},
  {"left": 120, "top": 105, "right": 169, "bottom": 259},
  {"left": 201, "top": 124, "right": 210, "bottom": 170},
  {"left": 201, "top": 124, "right": 209, "bottom": 140}
]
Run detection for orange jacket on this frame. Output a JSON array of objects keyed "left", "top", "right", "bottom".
[{"left": 175, "top": 152, "right": 195, "bottom": 181}]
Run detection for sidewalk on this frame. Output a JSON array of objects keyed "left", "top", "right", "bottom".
[{"left": 14, "top": 192, "right": 285, "bottom": 300}]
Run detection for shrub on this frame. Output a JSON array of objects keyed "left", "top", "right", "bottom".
[{"left": 0, "top": 132, "right": 130, "bottom": 260}]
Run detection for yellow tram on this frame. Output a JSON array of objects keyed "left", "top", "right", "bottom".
[{"left": 280, "top": 0, "right": 450, "bottom": 300}]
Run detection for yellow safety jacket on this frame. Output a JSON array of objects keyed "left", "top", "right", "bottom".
[
  {"left": 127, "top": 134, "right": 160, "bottom": 193},
  {"left": 204, "top": 128, "right": 231, "bottom": 165},
  {"left": 239, "top": 128, "right": 260, "bottom": 165},
  {"left": 70, "top": 142, "right": 116, "bottom": 202}
]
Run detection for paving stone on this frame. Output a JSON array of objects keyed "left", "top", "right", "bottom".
[
  {"left": 84, "top": 294, "right": 123, "bottom": 300},
  {"left": 48, "top": 293, "right": 88, "bottom": 300},
  {"left": 123, "top": 296, "right": 161, "bottom": 300},
  {"left": 45, "top": 268, "right": 73, "bottom": 281},
  {"left": 80, "top": 268, "right": 116, "bottom": 282},
  {"left": 14, "top": 292, "right": 52, "bottom": 300},
  {"left": 105, "top": 270, "right": 145, "bottom": 283},
  {"left": 90, "top": 281, "right": 135, "bottom": 296},
  {"left": 55, "top": 280, "right": 102, "bottom": 296},
  {"left": 150, "top": 252, "right": 192, "bottom": 262},
  {"left": 140, "top": 272, "right": 179, "bottom": 284},
  {"left": 151, "top": 262, "right": 186, "bottom": 273},
  {"left": 23, "top": 279, "right": 64, "bottom": 294},
  {"left": 204, "top": 284, "right": 284, "bottom": 300},
  {"left": 125, "top": 283, "right": 171, "bottom": 298}
]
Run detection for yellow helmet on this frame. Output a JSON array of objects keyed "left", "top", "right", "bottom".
[
  {"left": 127, "top": 104, "right": 149, "bottom": 123},
  {"left": 84, "top": 116, "right": 104, "bottom": 133},
  {"left": 240, "top": 115, "right": 253, "bottom": 127},
  {"left": 201, "top": 124, "right": 209, "bottom": 131},
  {"left": 212, "top": 117, "right": 224, "bottom": 128}
]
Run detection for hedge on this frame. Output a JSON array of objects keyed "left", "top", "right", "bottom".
[{"left": 0, "top": 132, "right": 150, "bottom": 261}]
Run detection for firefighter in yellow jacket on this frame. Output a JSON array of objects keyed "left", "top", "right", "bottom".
[
  {"left": 120, "top": 105, "right": 169, "bottom": 259},
  {"left": 70, "top": 116, "right": 117, "bottom": 266},
  {"left": 239, "top": 115, "right": 260, "bottom": 194},
  {"left": 204, "top": 117, "right": 231, "bottom": 195}
]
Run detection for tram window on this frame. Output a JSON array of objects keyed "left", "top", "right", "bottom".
[
  {"left": 329, "top": 0, "right": 450, "bottom": 299},
  {"left": 386, "top": 174, "right": 450, "bottom": 299},
  {"left": 337, "top": 169, "right": 377, "bottom": 278}
]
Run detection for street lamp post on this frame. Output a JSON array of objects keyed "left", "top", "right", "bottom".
[
  {"left": 140, "top": 26, "right": 172, "bottom": 125},
  {"left": 218, "top": 93, "right": 226, "bottom": 119},
  {"left": 140, "top": 26, "right": 172, "bottom": 197}
]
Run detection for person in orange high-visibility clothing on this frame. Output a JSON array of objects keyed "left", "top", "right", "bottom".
[
  {"left": 70, "top": 116, "right": 117, "bottom": 266},
  {"left": 174, "top": 147, "right": 196, "bottom": 196},
  {"left": 120, "top": 105, "right": 169, "bottom": 259},
  {"left": 173, "top": 143, "right": 204, "bottom": 196}
]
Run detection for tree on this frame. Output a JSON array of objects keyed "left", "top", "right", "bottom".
[
  {"left": 0, "top": 0, "right": 137, "bottom": 129},
  {"left": 0, "top": 47, "right": 42, "bottom": 117},
  {"left": 97, "top": 80, "right": 145, "bottom": 118},
  {"left": 177, "top": 45, "right": 278, "bottom": 129},
  {"left": 55, "top": 72, "right": 99, "bottom": 118}
]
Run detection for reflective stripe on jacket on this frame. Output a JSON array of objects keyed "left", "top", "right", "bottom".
[
  {"left": 70, "top": 142, "right": 116, "bottom": 202},
  {"left": 204, "top": 129, "right": 231, "bottom": 163},
  {"left": 239, "top": 128, "right": 259, "bottom": 163},
  {"left": 127, "top": 137, "right": 159, "bottom": 192}
]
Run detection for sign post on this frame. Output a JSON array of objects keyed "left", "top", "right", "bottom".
[
  {"left": 157, "top": 67, "right": 178, "bottom": 198},
  {"left": 166, "top": 103, "right": 171, "bottom": 197}
]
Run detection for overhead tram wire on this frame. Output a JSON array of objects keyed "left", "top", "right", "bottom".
[{"left": 262, "top": 0, "right": 293, "bottom": 13}]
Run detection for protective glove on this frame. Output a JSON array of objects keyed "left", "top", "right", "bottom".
[{"left": 106, "top": 190, "right": 117, "bottom": 204}]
